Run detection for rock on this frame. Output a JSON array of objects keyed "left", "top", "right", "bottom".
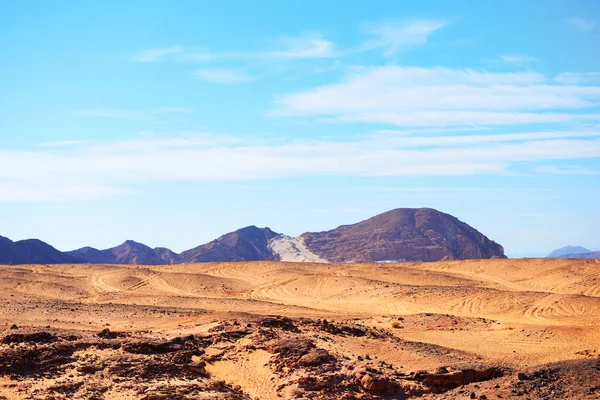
[
  {"left": 1, "top": 331, "right": 57, "bottom": 345},
  {"left": 422, "top": 371, "right": 464, "bottom": 387},
  {"left": 298, "top": 348, "right": 332, "bottom": 366},
  {"left": 265, "top": 338, "right": 315, "bottom": 359},
  {"left": 475, "top": 367, "right": 503, "bottom": 381},
  {"left": 122, "top": 336, "right": 203, "bottom": 356},
  {"left": 359, "top": 373, "right": 405, "bottom": 397},
  {"left": 258, "top": 316, "right": 299, "bottom": 332},
  {"left": 518, "top": 372, "right": 531, "bottom": 381},
  {"left": 97, "top": 328, "right": 121, "bottom": 339},
  {"left": 416, "top": 367, "right": 502, "bottom": 389}
]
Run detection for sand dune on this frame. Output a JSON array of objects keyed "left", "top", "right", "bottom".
[
  {"left": 1, "top": 258, "right": 599, "bottom": 398},
  {"left": 2, "top": 259, "right": 600, "bottom": 328}
]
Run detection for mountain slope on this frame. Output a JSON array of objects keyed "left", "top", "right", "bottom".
[
  {"left": 180, "top": 226, "right": 280, "bottom": 263},
  {"left": 0, "top": 235, "right": 79, "bottom": 264},
  {"left": 3, "top": 208, "right": 507, "bottom": 265},
  {"left": 301, "top": 208, "right": 506, "bottom": 262},
  {"left": 547, "top": 246, "right": 592, "bottom": 258},
  {"left": 560, "top": 251, "right": 600, "bottom": 259},
  {"left": 67, "top": 241, "right": 181, "bottom": 265}
]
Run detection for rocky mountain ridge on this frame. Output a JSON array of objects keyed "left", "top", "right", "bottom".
[
  {"left": 302, "top": 208, "right": 506, "bottom": 262},
  {"left": 2, "top": 208, "right": 506, "bottom": 265}
]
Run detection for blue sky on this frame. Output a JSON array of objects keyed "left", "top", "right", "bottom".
[{"left": 1, "top": 0, "right": 599, "bottom": 256}]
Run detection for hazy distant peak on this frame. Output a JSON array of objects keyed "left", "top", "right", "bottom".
[{"left": 547, "top": 245, "right": 592, "bottom": 258}]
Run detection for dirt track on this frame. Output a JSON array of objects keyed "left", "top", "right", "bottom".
[{"left": 1, "top": 259, "right": 599, "bottom": 399}]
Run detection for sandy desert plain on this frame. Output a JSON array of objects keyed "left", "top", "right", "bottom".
[{"left": 0, "top": 258, "right": 599, "bottom": 399}]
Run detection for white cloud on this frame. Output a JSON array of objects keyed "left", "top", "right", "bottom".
[
  {"left": 1, "top": 130, "right": 599, "bottom": 201},
  {"left": 271, "top": 66, "right": 600, "bottom": 127},
  {"left": 132, "top": 45, "right": 183, "bottom": 62},
  {"left": 555, "top": 72, "right": 600, "bottom": 84},
  {"left": 267, "top": 33, "right": 336, "bottom": 59},
  {"left": 536, "top": 165, "right": 600, "bottom": 175},
  {"left": 193, "top": 68, "right": 255, "bottom": 84},
  {"left": 567, "top": 17, "right": 596, "bottom": 32},
  {"left": 133, "top": 20, "right": 445, "bottom": 67},
  {"left": 361, "top": 19, "right": 446, "bottom": 56},
  {"left": 136, "top": 33, "right": 336, "bottom": 65}
]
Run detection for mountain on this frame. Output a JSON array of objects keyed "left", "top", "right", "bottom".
[
  {"left": 301, "top": 208, "right": 506, "bottom": 262},
  {"left": 67, "top": 241, "right": 181, "bottom": 265},
  {"left": 2, "top": 208, "right": 507, "bottom": 265},
  {"left": 547, "top": 246, "right": 592, "bottom": 258},
  {"left": 180, "top": 226, "right": 280, "bottom": 263},
  {"left": 554, "top": 251, "right": 600, "bottom": 259},
  {"left": 154, "top": 247, "right": 181, "bottom": 264},
  {"left": 0, "top": 235, "right": 79, "bottom": 265},
  {"left": 574, "top": 252, "right": 600, "bottom": 259},
  {"left": 68, "top": 227, "right": 280, "bottom": 264}
]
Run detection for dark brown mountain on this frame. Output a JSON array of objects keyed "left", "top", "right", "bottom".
[
  {"left": 0, "top": 235, "right": 79, "bottom": 265},
  {"left": 104, "top": 240, "right": 175, "bottom": 265},
  {"left": 67, "top": 241, "right": 181, "bottom": 265},
  {"left": 301, "top": 208, "right": 506, "bottom": 262},
  {"left": 65, "top": 246, "right": 113, "bottom": 264},
  {"left": 154, "top": 247, "right": 181, "bottom": 264},
  {"left": 179, "top": 226, "right": 280, "bottom": 263}
]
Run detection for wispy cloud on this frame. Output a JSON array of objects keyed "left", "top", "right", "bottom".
[
  {"left": 132, "top": 45, "right": 183, "bottom": 62},
  {"left": 555, "top": 72, "right": 600, "bottom": 84},
  {"left": 1, "top": 130, "right": 599, "bottom": 202},
  {"left": 193, "top": 68, "right": 255, "bottom": 84},
  {"left": 361, "top": 19, "right": 447, "bottom": 56},
  {"left": 266, "top": 33, "right": 336, "bottom": 59},
  {"left": 132, "top": 33, "right": 338, "bottom": 84},
  {"left": 134, "top": 33, "right": 337, "bottom": 65},
  {"left": 271, "top": 66, "right": 600, "bottom": 127},
  {"left": 535, "top": 165, "right": 600, "bottom": 175},
  {"left": 131, "top": 21, "right": 444, "bottom": 84},
  {"left": 567, "top": 17, "right": 596, "bottom": 32}
]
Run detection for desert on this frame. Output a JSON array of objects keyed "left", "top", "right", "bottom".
[
  {"left": 1, "top": 258, "right": 599, "bottom": 399},
  {"left": 4, "top": 1, "right": 600, "bottom": 398}
]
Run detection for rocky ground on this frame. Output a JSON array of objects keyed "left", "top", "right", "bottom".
[
  {"left": 1, "top": 315, "right": 599, "bottom": 399},
  {"left": 1, "top": 259, "right": 599, "bottom": 399}
]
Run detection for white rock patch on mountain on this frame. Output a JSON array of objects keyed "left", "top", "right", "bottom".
[{"left": 268, "top": 235, "right": 329, "bottom": 263}]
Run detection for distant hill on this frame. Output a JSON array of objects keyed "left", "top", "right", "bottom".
[
  {"left": 0, "top": 235, "right": 79, "bottom": 265},
  {"left": 547, "top": 246, "right": 593, "bottom": 258},
  {"left": 2, "top": 208, "right": 507, "bottom": 265},
  {"left": 301, "top": 208, "right": 506, "bottom": 262},
  {"left": 557, "top": 251, "right": 600, "bottom": 259},
  {"left": 574, "top": 251, "right": 600, "bottom": 259},
  {"left": 179, "top": 226, "right": 280, "bottom": 263},
  {"left": 67, "top": 240, "right": 181, "bottom": 265}
]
